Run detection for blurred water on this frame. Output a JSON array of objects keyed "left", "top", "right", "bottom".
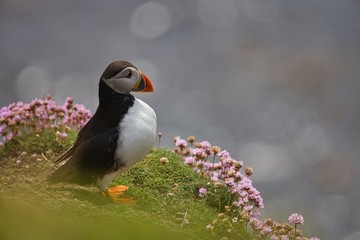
[{"left": 1, "top": 0, "right": 360, "bottom": 239}]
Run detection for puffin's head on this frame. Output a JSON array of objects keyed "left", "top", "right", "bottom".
[{"left": 101, "top": 61, "right": 154, "bottom": 94}]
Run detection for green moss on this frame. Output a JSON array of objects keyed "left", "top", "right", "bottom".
[
  {"left": 0, "top": 130, "right": 76, "bottom": 156},
  {"left": 0, "top": 131, "right": 251, "bottom": 240}
]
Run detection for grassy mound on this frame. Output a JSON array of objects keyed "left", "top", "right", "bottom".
[{"left": 0, "top": 131, "right": 250, "bottom": 240}]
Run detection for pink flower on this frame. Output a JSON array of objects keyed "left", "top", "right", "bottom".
[
  {"left": 175, "top": 138, "right": 187, "bottom": 148},
  {"left": 0, "top": 108, "right": 12, "bottom": 119},
  {"left": 244, "top": 205, "right": 254, "bottom": 211},
  {"left": 220, "top": 157, "right": 232, "bottom": 168},
  {"left": 250, "top": 218, "right": 263, "bottom": 230},
  {"left": 184, "top": 156, "right": 194, "bottom": 165},
  {"left": 250, "top": 209, "right": 260, "bottom": 218},
  {"left": 203, "top": 162, "right": 212, "bottom": 170},
  {"left": 56, "top": 131, "right": 68, "bottom": 139},
  {"left": 309, "top": 238, "right": 320, "bottom": 240},
  {"left": 192, "top": 148, "right": 204, "bottom": 157},
  {"left": 210, "top": 171, "right": 219, "bottom": 181},
  {"left": 199, "top": 187, "right": 207, "bottom": 198},
  {"left": 288, "top": 213, "right": 304, "bottom": 225},
  {"left": 225, "top": 177, "right": 235, "bottom": 187},
  {"left": 232, "top": 200, "right": 243, "bottom": 207},
  {"left": 218, "top": 149, "right": 231, "bottom": 159},
  {"left": 200, "top": 141, "right": 213, "bottom": 155},
  {"left": 260, "top": 225, "right": 272, "bottom": 235}
]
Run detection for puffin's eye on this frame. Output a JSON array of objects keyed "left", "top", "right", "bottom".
[{"left": 127, "top": 71, "right": 132, "bottom": 78}]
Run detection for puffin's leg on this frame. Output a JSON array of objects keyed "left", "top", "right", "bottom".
[{"left": 102, "top": 185, "right": 135, "bottom": 205}]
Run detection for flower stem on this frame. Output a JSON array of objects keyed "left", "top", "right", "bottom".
[{"left": 209, "top": 155, "right": 215, "bottom": 178}]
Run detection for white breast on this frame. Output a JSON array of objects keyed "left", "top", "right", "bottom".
[{"left": 116, "top": 98, "right": 157, "bottom": 168}]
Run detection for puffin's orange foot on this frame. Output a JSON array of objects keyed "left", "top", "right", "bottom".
[
  {"left": 102, "top": 185, "right": 135, "bottom": 205},
  {"left": 108, "top": 185, "right": 129, "bottom": 195}
]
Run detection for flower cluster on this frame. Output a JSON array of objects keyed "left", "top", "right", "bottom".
[
  {"left": 0, "top": 95, "right": 92, "bottom": 145},
  {"left": 174, "top": 136, "right": 264, "bottom": 211},
  {"left": 174, "top": 136, "right": 319, "bottom": 240}
]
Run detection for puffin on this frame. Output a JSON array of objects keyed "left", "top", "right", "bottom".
[{"left": 48, "top": 61, "right": 157, "bottom": 203}]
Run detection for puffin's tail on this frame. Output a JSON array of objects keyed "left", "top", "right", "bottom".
[
  {"left": 47, "top": 162, "right": 92, "bottom": 186},
  {"left": 47, "top": 162, "right": 75, "bottom": 184}
]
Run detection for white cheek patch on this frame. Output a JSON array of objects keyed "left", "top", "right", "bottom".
[
  {"left": 104, "top": 67, "right": 140, "bottom": 93},
  {"left": 105, "top": 78, "right": 133, "bottom": 93}
]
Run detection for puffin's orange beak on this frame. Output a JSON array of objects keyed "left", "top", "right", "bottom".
[{"left": 132, "top": 71, "right": 154, "bottom": 92}]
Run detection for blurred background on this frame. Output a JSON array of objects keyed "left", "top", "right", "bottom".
[{"left": 1, "top": 0, "right": 359, "bottom": 239}]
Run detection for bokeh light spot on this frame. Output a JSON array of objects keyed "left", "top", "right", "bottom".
[
  {"left": 197, "top": 0, "right": 238, "bottom": 29},
  {"left": 15, "top": 65, "right": 50, "bottom": 102},
  {"left": 238, "top": 143, "right": 292, "bottom": 182},
  {"left": 318, "top": 195, "right": 351, "bottom": 231},
  {"left": 295, "top": 124, "right": 331, "bottom": 165},
  {"left": 53, "top": 76, "right": 92, "bottom": 107},
  {"left": 130, "top": 2, "right": 172, "bottom": 39},
  {"left": 240, "top": 0, "right": 279, "bottom": 23}
]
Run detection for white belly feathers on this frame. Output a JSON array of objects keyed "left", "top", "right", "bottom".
[{"left": 116, "top": 98, "right": 157, "bottom": 168}]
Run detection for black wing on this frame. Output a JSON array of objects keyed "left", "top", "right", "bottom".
[
  {"left": 48, "top": 127, "right": 120, "bottom": 185},
  {"left": 52, "top": 119, "right": 93, "bottom": 167}
]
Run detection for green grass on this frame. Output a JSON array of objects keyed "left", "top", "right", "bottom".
[{"left": 0, "top": 131, "right": 251, "bottom": 240}]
